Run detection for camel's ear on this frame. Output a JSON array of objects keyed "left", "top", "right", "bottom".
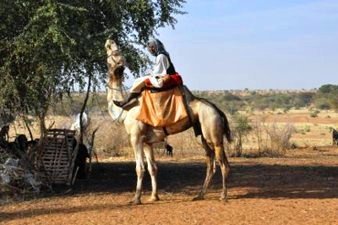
[{"left": 105, "top": 39, "right": 116, "bottom": 51}]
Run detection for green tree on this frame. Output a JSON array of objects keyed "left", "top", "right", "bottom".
[
  {"left": 314, "top": 84, "right": 338, "bottom": 110},
  {"left": 232, "top": 114, "right": 252, "bottom": 157},
  {"left": 0, "top": 0, "right": 186, "bottom": 136},
  {"left": 293, "top": 92, "right": 314, "bottom": 108},
  {"left": 318, "top": 84, "right": 338, "bottom": 94}
]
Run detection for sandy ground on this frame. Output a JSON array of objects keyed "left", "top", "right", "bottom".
[{"left": 1, "top": 146, "right": 338, "bottom": 225}]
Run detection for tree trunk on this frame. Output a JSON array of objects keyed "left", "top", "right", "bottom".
[
  {"left": 79, "top": 69, "right": 93, "bottom": 144},
  {"left": 22, "top": 115, "right": 34, "bottom": 141},
  {"left": 38, "top": 112, "right": 47, "bottom": 139}
]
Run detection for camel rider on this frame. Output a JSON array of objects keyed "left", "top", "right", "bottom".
[{"left": 113, "top": 38, "right": 178, "bottom": 108}]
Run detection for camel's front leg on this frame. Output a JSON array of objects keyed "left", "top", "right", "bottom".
[
  {"left": 144, "top": 144, "right": 159, "bottom": 202},
  {"left": 131, "top": 136, "right": 145, "bottom": 205}
]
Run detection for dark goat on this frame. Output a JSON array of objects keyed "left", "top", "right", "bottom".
[
  {"left": 6, "top": 134, "right": 28, "bottom": 158},
  {"left": 333, "top": 128, "right": 338, "bottom": 146},
  {"left": 72, "top": 139, "right": 89, "bottom": 179},
  {"left": 0, "top": 125, "right": 10, "bottom": 147},
  {"left": 15, "top": 134, "right": 28, "bottom": 152},
  {"left": 164, "top": 143, "right": 173, "bottom": 157}
]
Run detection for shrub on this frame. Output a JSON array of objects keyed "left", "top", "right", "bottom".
[
  {"left": 267, "top": 123, "right": 295, "bottom": 155},
  {"left": 231, "top": 114, "right": 252, "bottom": 157},
  {"left": 251, "top": 117, "right": 295, "bottom": 157},
  {"left": 310, "top": 110, "right": 320, "bottom": 118},
  {"left": 304, "top": 125, "right": 311, "bottom": 132}
]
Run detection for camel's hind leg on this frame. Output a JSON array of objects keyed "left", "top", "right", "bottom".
[
  {"left": 144, "top": 144, "right": 160, "bottom": 202},
  {"left": 215, "top": 144, "right": 230, "bottom": 201},
  {"left": 193, "top": 136, "right": 216, "bottom": 201},
  {"left": 195, "top": 100, "right": 231, "bottom": 201}
]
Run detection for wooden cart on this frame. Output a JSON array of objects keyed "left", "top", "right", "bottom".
[{"left": 40, "top": 129, "right": 78, "bottom": 185}]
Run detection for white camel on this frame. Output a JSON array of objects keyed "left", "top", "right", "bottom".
[{"left": 105, "top": 39, "right": 232, "bottom": 204}]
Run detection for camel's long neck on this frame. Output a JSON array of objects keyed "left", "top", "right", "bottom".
[{"left": 107, "top": 78, "right": 127, "bottom": 123}]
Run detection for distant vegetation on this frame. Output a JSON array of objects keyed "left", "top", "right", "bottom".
[
  {"left": 313, "top": 84, "right": 338, "bottom": 110},
  {"left": 193, "top": 84, "right": 338, "bottom": 114},
  {"left": 47, "top": 84, "right": 338, "bottom": 116},
  {"left": 48, "top": 93, "right": 107, "bottom": 116},
  {"left": 11, "top": 84, "right": 336, "bottom": 158}
]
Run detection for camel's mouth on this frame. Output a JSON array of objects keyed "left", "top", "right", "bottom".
[{"left": 114, "top": 65, "right": 125, "bottom": 77}]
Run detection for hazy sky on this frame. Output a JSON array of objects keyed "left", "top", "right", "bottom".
[{"left": 151, "top": 0, "right": 338, "bottom": 90}]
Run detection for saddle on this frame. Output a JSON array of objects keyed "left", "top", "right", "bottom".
[
  {"left": 136, "top": 74, "right": 188, "bottom": 127},
  {"left": 145, "top": 74, "right": 182, "bottom": 91}
]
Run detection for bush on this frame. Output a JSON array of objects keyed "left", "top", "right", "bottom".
[
  {"left": 267, "top": 123, "right": 295, "bottom": 155},
  {"left": 314, "top": 84, "right": 338, "bottom": 110},
  {"left": 231, "top": 114, "right": 252, "bottom": 157},
  {"left": 251, "top": 117, "right": 295, "bottom": 157},
  {"left": 310, "top": 110, "right": 320, "bottom": 118}
]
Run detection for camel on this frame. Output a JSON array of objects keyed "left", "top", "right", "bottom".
[{"left": 105, "top": 39, "right": 232, "bottom": 204}]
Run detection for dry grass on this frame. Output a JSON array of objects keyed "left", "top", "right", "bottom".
[
  {"left": 249, "top": 109, "right": 338, "bottom": 147},
  {"left": 7, "top": 109, "right": 338, "bottom": 158}
]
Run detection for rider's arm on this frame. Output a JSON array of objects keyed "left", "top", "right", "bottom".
[{"left": 149, "top": 54, "right": 169, "bottom": 88}]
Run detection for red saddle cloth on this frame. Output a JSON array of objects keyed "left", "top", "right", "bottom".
[
  {"left": 136, "top": 85, "right": 188, "bottom": 127},
  {"left": 144, "top": 73, "right": 183, "bottom": 90}
]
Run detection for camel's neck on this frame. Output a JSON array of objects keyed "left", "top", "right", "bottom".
[
  {"left": 107, "top": 78, "right": 125, "bottom": 100},
  {"left": 107, "top": 79, "right": 127, "bottom": 123}
]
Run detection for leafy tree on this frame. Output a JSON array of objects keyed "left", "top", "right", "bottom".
[
  {"left": 318, "top": 84, "right": 338, "bottom": 94},
  {"left": 0, "top": 0, "right": 186, "bottom": 136},
  {"left": 293, "top": 92, "right": 314, "bottom": 108},
  {"left": 314, "top": 84, "right": 338, "bottom": 110},
  {"left": 232, "top": 114, "right": 252, "bottom": 157}
]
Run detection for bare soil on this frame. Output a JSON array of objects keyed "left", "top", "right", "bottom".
[{"left": 1, "top": 146, "right": 338, "bottom": 225}]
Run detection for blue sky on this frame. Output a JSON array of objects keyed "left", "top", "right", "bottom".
[{"left": 152, "top": 0, "right": 338, "bottom": 90}]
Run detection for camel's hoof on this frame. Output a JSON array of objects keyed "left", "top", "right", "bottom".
[
  {"left": 192, "top": 195, "right": 204, "bottom": 201},
  {"left": 219, "top": 195, "right": 228, "bottom": 202},
  {"left": 129, "top": 198, "right": 142, "bottom": 205},
  {"left": 148, "top": 195, "right": 160, "bottom": 202}
]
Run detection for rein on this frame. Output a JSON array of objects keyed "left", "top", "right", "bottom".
[
  {"left": 106, "top": 47, "right": 129, "bottom": 122},
  {"left": 107, "top": 50, "right": 120, "bottom": 58},
  {"left": 107, "top": 82, "right": 122, "bottom": 91},
  {"left": 107, "top": 50, "right": 121, "bottom": 65},
  {"left": 107, "top": 77, "right": 129, "bottom": 123},
  {"left": 110, "top": 104, "right": 125, "bottom": 123}
]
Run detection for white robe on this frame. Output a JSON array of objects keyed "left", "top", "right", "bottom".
[{"left": 130, "top": 54, "right": 170, "bottom": 93}]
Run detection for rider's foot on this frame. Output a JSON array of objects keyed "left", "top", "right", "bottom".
[{"left": 113, "top": 92, "right": 139, "bottom": 109}]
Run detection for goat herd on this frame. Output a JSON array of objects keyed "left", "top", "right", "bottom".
[
  {"left": 0, "top": 123, "right": 90, "bottom": 180},
  {"left": 0, "top": 124, "right": 39, "bottom": 159}
]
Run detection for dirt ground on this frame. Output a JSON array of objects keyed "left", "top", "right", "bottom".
[{"left": 1, "top": 146, "right": 338, "bottom": 225}]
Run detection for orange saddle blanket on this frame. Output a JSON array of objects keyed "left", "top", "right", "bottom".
[{"left": 137, "top": 86, "right": 188, "bottom": 127}]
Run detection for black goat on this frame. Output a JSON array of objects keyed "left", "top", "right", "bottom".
[
  {"left": 332, "top": 128, "right": 338, "bottom": 146},
  {"left": 164, "top": 143, "right": 173, "bottom": 157},
  {"left": 72, "top": 138, "right": 89, "bottom": 179},
  {"left": 0, "top": 124, "right": 9, "bottom": 147}
]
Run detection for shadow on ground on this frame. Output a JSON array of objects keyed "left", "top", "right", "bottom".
[
  {"left": 1, "top": 160, "right": 337, "bottom": 224},
  {"left": 72, "top": 160, "right": 338, "bottom": 200}
]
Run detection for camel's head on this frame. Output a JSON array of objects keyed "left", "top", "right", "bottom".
[{"left": 105, "top": 39, "right": 125, "bottom": 82}]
